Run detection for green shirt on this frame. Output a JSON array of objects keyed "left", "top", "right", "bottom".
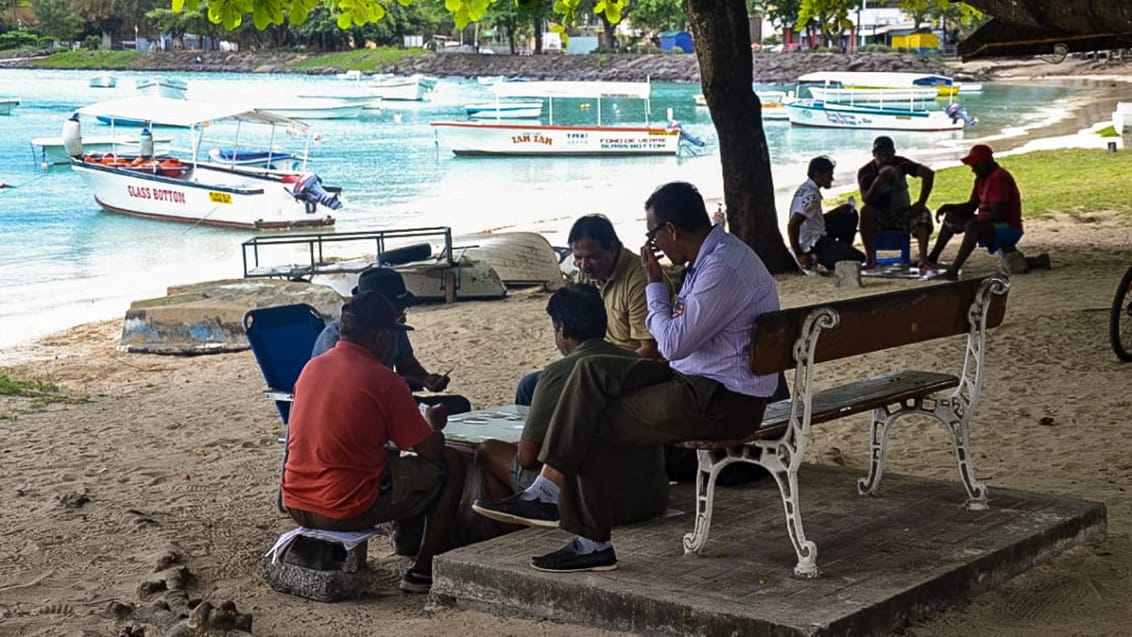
[
  {"left": 571, "top": 247, "right": 652, "bottom": 352},
  {"left": 521, "top": 339, "right": 637, "bottom": 445}
]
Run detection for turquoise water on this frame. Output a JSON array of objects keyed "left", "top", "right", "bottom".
[{"left": 0, "top": 69, "right": 1076, "bottom": 354}]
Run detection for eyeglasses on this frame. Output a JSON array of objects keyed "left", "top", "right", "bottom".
[{"left": 645, "top": 223, "right": 665, "bottom": 243}]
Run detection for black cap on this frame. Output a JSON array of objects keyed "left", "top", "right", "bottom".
[
  {"left": 872, "top": 136, "right": 896, "bottom": 155},
  {"left": 341, "top": 291, "right": 413, "bottom": 332},
  {"left": 352, "top": 267, "right": 416, "bottom": 308}
]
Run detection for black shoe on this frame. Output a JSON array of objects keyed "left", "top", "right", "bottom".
[
  {"left": 399, "top": 568, "right": 431, "bottom": 593},
  {"left": 1026, "top": 253, "right": 1052, "bottom": 270},
  {"left": 472, "top": 492, "right": 559, "bottom": 528},
  {"left": 530, "top": 539, "right": 618, "bottom": 573}
]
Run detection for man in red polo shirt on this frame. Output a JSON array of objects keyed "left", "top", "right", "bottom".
[
  {"left": 926, "top": 144, "right": 1051, "bottom": 280},
  {"left": 281, "top": 291, "right": 466, "bottom": 594}
]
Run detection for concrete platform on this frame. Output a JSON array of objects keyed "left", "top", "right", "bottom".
[{"left": 432, "top": 465, "right": 1106, "bottom": 637}]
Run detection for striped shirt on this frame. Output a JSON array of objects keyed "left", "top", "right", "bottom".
[{"left": 645, "top": 224, "right": 780, "bottom": 397}]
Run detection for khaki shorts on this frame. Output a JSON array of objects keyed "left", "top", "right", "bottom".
[
  {"left": 877, "top": 205, "right": 933, "bottom": 233},
  {"left": 287, "top": 453, "right": 445, "bottom": 532}
]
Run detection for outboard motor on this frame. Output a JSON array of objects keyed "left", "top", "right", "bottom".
[
  {"left": 291, "top": 173, "right": 342, "bottom": 213},
  {"left": 62, "top": 113, "right": 83, "bottom": 157},
  {"left": 946, "top": 103, "right": 977, "bottom": 126},
  {"left": 670, "top": 120, "right": 706, "bottom": 147}
]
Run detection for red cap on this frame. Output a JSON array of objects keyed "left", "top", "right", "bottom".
[{"left": 961, "top": 144, "right": 994, "bottom": 165}]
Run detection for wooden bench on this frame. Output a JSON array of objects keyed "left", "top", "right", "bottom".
[{"left": 676, "top": 274, "right": 1010, "bottom": 578}]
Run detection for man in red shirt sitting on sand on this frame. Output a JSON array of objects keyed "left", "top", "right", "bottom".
[
  {"left": 281, "top": 291, "right": 466, "bottom": 594},
  {"left": 926, "top": 144, "right": 1051, "bottom": 280}
]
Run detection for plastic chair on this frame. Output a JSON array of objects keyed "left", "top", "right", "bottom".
[
  {"left": 873, "top": 232, "right": 911, "bottom": 266},
  {"left": 244, "top": 304, "right": 327, "bottom": 425}
]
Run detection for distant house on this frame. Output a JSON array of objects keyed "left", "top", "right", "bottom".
[
  {"left": 890, "top": 29, "right": 940, "bottom": 55},
  {"left": 658, "top": 30, "right": 694, "bottom": 53}
]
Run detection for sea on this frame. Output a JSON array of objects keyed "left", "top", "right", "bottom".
[{"left": 0, "top": 68, "right": 1085, "bottom": 358}]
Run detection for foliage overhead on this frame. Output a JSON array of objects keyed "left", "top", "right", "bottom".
[{"left": 172, "top": 0, "right": 626, "bottom": 30}]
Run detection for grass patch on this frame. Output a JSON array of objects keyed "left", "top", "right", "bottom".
[
  {"left": 1096, "top": 125, "right": 1119, "bottom": 137},
  {"left": 31, "top": 50, "right": 144, "bottom": 69},
  {"left": 0, "top": 373, "right": 89, "bottom": 420},
  {"left": 840, "top": 148, "right": 1132, "bottom": 220},
  {"left": 284, "top": 48, "right": 425, "bottom": 72}
]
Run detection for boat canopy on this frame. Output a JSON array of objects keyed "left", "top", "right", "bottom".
[
  {"left": 492, "top": 81, "right": 652, "bottom": 100},
  {"left": 76, "top": 96, "right": 307, "bottom": 129},
  {"left": 797, "top": 72, "right": 956, "bottom": 88}
]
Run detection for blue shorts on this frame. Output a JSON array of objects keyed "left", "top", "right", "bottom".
[{"left": 979, "top": 223, "right": 1023, "bottom": 254}]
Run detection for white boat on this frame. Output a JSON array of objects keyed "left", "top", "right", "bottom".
[
  {"left": 785, "top": 99, "right": 974, "bottom": 131},
  {"left": 457, "top": 231, "right": 565, "bottom": 290},
  {"left": 207, "top": 148, "right": 306, "bottom": 172},
  {"left": 256, "top": 98, "right": 363, "bottom": 120},
  {"left": 0, "top": 97, "right": 19, "bottom": 116},
  {"left": 369, "top": 74, "right": 431, "bottom": 101},
  {"left": 958, "top": 82, "right": 984, "bottom": 94},
  {"left": 336, "top": 70, "right": 364, "bottom": 81},
  {"left": 464, "top": 101, "right": 543, "bottom": 119},
  {"left": 797, "top": 71, "right": 960, "bottom": 97},
  {"left": 808, "top": 86, "right": 941, "bottom": 104},
  {"left": 31, "top": 127, "right": 174, "bottom": 167},
  {"left": 296, "top": 88, "right": 382, "bottom": 109},
  {"left": 89, "top": 74, "right": 117, "bottom": 88},
  {"left": 432, "top": 81, "right": 684, "bottom": 157},
  {"left": 135, "top": 76, "right": 188, "bottom": 99},
  {"left": 69, "top": 97, "right": 341, "bottom": 231},
  {"left": 693, "top": 91, "right": 792, "bottom": 121}
]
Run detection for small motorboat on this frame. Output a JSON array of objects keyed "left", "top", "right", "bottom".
[
  {"left": 90, "top": 74, "right": 117, "bottom": 88},
  {"left": 135, "top": 76, "right": 188, "bottom": 99},
  {"left": 0, "top": 97, "right": 19, "bottom": 116}
]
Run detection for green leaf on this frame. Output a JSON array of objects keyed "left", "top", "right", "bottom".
[{"left": 171, "top": 0, "right": 185, "bottom": 11}]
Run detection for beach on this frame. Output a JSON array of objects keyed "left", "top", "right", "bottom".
[{"left": 2, "top": 58, "right": 1132, "bottom": 635}]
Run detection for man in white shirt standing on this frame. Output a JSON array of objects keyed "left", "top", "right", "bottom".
[{"left": 787, "top": 155, "right": 866, "bottom": 271}]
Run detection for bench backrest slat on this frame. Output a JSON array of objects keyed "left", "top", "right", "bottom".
[{"left": 750, "top": 277, "right": 1007, "bottom": 375}]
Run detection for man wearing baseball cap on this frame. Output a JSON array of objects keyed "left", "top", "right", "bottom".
[
  {"left": 857, "top": 135, "right": 937, "bottom": 270},
  {"left": 925, "top": 144, "right": 1051, "bottom": 280},
  {"left": 311, "top": 266, "right": 471, "bottom": 415},
  {"left": 282, "top": 291, "right": 467, "bottom": 593}
]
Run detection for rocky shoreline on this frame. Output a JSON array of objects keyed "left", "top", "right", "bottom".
[{"left": 0, "top": 49, "right": 978, "bottom": 83}]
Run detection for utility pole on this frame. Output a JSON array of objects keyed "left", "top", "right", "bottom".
[{"left": 857, "top": 0, "right": 866, "bottom": 50}]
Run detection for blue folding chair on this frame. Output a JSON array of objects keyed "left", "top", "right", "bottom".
[{"left": 243, "top": 304, "right": 327, "bottom": 426}]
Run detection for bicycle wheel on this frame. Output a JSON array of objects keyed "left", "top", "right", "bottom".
[{"left": 1109, "top": 265, "right": 1132, "bottom": 362}]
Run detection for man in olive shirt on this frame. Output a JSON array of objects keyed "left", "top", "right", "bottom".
[
  {"left": 477, "top": 284, "right": 667, "bottom": 524},
  {"left": 515, "top": 214, "right": 658, "bottom": 404}
]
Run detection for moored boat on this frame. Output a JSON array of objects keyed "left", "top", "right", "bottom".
[
  {"left": 808, "top": 86, "right": 941, "bottom": 104},
  {"left": 785, "top": 99, "right": 974, "bottom": 132},
  {"left": 0, "top": 97, "right": 19, "bottom": 116},
  {"left": 693, "top": 90, "right": 792, "bottom": 121},
  {"left": 256, "top": 98, "right": 364, "bottom": 120},
  {"left": 464, "top": 101, "right": 543, "bottom": 119},
  {"left": 207, "top": 148, "right": 306, "bottom": 172},
  {"left": 135, "top": 76, "right": 188, "bottom": 99},
  {"left": 69, "top": 97, "right": 341, "bottom": 231},
  {"left": 433, "top": 81, "right": 684, "bottom": 157},
  {"left": 89, "top": 74, "right": 117, "bottom": 88},
  {"left": 369, "top": 74, "right": 431, "bottom": 101},
  {"left": 798, "top": 71, "right": 961, "bottom": 97}
]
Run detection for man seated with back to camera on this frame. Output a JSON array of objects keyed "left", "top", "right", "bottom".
[
  {"left": 475, "top": 283, "right": 668, "bottom": 534},
  {"left": 281, "top": 291, "right": 466, "bottom": 594},
  {"left": 514, "top": 214, "right": 659, "bottom": 406},
  {"left": 312, "top": 266, "right": 471, "bottom": 415}
]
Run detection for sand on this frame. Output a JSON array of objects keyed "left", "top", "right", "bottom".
[{"left": 3, "top": 59, "right": 1132, "bottom": 636}]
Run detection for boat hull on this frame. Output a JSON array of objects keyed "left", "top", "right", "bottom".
[
  {"left": 0, "top": 98, "right": 18, "bottom": 116},
  {"left": 89, "top": 74, "right": 117, "bottom": 88},
  {"left": 135, "top": 78, "right": 188, "bottom": 100},
  {"left": 71, "top": 160, "right": 336, "bottom": 230},
  {"left": 258, "top": 100, "right": 364, "bottom": 120},
  {"left": 785, "top": 100, "right": 964, "bottom": 132},
  {"left": 465, "top": 102, "right": 543, "bottom": 119},
  {"left": 369, "top": 76, "right": 428, "bottom": 101},
  {"left": 432, "top": 121, "right": 681, "bottom": 156}
]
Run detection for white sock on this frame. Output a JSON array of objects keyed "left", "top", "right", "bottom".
[
  {"left": 574, "top": 536, "right": 612, "bottom": 554},
  {"left": 520, "top": 475, "right": 560, "bottom": 504}
]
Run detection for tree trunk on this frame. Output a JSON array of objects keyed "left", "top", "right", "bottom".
[
  {"left": 684, "top": 0, "right": 797, "bottom": 274},
  {"left": 533, "top": 16, "right": 543, "bottom": 53},
  {"left": 600, "top": 16, "right": 616, "bottom": 49}
]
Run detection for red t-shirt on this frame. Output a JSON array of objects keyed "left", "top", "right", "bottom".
[
  {"left": 281, "top": 339, "right": 432, "bottom": 520},
  {"left": 973, "top": 166, "right": 1023, "bottom": 230}
]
